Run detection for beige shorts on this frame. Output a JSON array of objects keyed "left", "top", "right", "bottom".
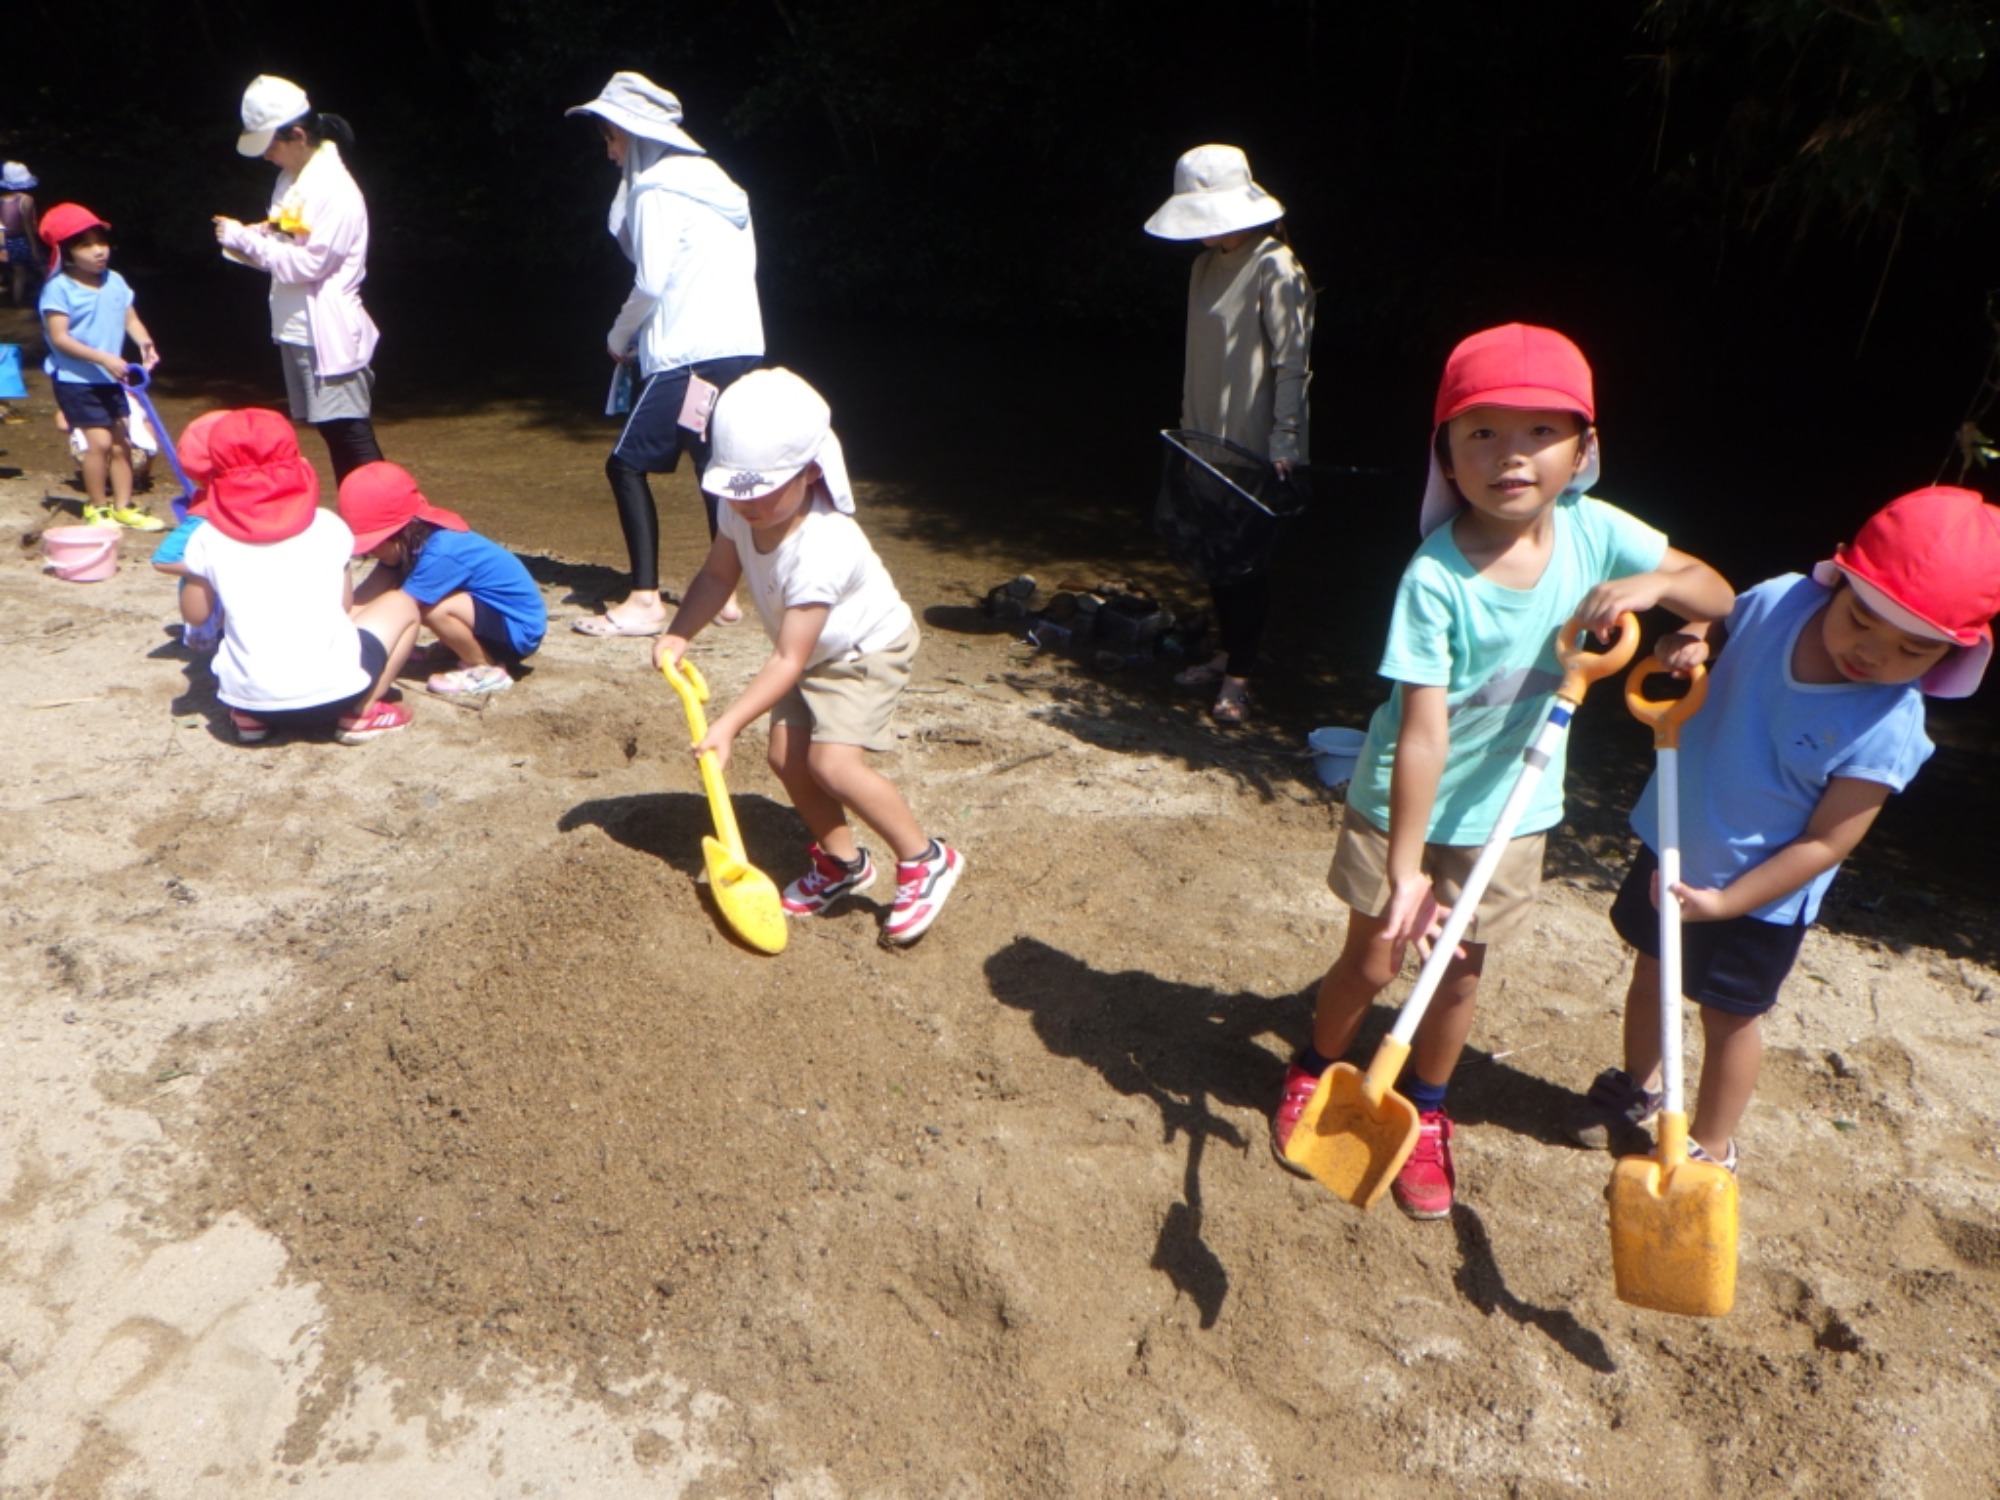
[
  {"left": 1327, "top": 804, "right": 1545, "bottom": 947},
  {"left": 770, "top": 627, "right": 918, "bottom": 752}
]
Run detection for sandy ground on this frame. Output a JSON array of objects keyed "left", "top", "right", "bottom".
[{"left": 5, "top": 385, "right": 2000, "bottom": 1500}]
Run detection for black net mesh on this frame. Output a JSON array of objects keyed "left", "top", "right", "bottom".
[{"left": 1155, "top": 429, "right": 1304, "bottom": 585}]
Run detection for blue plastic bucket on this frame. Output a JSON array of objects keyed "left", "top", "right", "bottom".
[{"left": 0, "top": 344, "right": 25, "bottom": 400}]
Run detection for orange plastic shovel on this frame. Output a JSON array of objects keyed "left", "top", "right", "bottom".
[
  {"left": 1284, "top": 612, "right": 1640, "bottom": 1205},
  {"left": 1609, "top": 658, "right": 1737, "bottom": 1316},
  {"left": 659, "top": 657, "right": 788, "bottom": 956}
]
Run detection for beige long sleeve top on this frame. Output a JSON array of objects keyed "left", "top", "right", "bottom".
[{"left": 1179, "top": 236, "right": 1315, "bottom": 466}]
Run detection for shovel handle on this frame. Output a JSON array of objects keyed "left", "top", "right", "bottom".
[
  {"left": 1624, "top": 660, "right": 1709, "bottom": 749},
  {"left": 658, "top": 656, "right": 713, "bottom": 743},
  {"left": 1556, "top": 612, "right": 1641, "bottom": 703}
]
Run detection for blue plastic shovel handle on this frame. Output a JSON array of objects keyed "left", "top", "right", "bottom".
[{"left": 122, "top": 366, "right": 197, "bottom": 521}]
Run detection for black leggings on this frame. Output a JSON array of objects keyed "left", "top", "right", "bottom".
[
  {"left": 608, "top": 455, "right": 723, "bottom": 594},
  {"left": 1211, "top": 571, "right": 1271, "bottom": 680},
  {"left": 315, "top": 418, "right": 382, "bottom": 486}
]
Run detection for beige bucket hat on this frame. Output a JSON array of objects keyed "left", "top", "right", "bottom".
[{"left": 1144, "top": 145, "right": 1284, "bottom": 241}]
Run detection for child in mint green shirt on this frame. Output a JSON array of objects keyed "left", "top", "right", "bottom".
[{"left": 1271, "top": 324, "right": 1734, "bottom": 1220}]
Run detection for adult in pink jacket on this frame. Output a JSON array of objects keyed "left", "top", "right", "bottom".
[{"left": 214, "top": 75, "right": 383, "bottom": 484}]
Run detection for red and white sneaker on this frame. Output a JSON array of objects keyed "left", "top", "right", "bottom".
[
  {"left": 782, "top": 843, "right": 876, "bottom": 916},
  {"left": 1270, "top": 1061, "right": 1323, "bottom": 1174},
  {"left": 882, "top": 840, "right": 963, "bottom": 946},
  {"left": 1391, "top": 1109, "right": 1456, "bottom": 1220}
]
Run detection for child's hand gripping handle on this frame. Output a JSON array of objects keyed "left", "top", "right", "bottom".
[
  {"left": 659, "top": 655, "right": 711, "bottom": 742},
  {"left": 1624, "top": 660, "right": 1711, "bottom": 751},
  {"left": 1556, "top": 612, "right": 1642, "bottom": 704}
]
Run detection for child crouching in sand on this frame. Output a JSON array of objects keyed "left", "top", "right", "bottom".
[
  {"left": 651, "top": 368, "right": 963, "bottom": 945},
  {"left": 339, "top": 461, "right": 547, "bottom": 697},
  {"left": 173, "top": 409, "right": 419, "bottom": 744}
]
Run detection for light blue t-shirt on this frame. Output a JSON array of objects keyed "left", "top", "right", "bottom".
[
  {"left": 39, "top": 269, "right": 133, "bottom": 385},
  {"left": 400, "top": 529, "right": 547, "bottom": 658},
  {"left": 1345, "top": 493, "right": 1668, "bottom": 846},
  {"left": 1629, "top": 573, "right": 1933, "bottom": 926}
]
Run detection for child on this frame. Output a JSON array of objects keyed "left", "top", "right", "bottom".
[
  {"left": 61, "top": 401, "right": 156, "bottom": 487},
  {"left": 338, "top": 460, "right": 548, "bottom": 696},
  {"left": 1271, "top": 323, "right": 1734, "bottom": 1218},
  {"left": 1564, "top": 487, "right": 2000, "bottom": 1173},
  {"left": 650, "top": 368, "right": 963, "bottom": 946},
  {"left": 173, "top": 408, "right": 420, "bottom": 745},
  {"left": 1, "top": 161, "right": 39, "bottom": 309},
  {"left": 150, "top": 410, "right": 233, "bottom": 651},
  {"left": 36, "top": 202, "right": 166, "bottom": 530},
  {"left": 1144, "top": 144, "right": 1314, "bottom": 725}
]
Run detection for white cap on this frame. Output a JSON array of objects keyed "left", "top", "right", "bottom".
[
  {"left": 702, "top": 368, "right": 854, "bottom": 514},
  {"left": 565, "top": 72, "right": 704, "bottom": 154},
  {"left": 238, "top": 75, "right": 311, "bottom": 157},
  {"left": 1143, "top": 145, "right": 1284, "bottom": 241}
]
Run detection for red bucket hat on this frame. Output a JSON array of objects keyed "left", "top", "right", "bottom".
[
  {"left": 336, "top": 461, "right": 468, "bottom": 554},
  {"left": 196, "top": 409, "right": 321, "bottom": 544},
  {"left": 1420, "top": 323, "right": 1601, "bottom": 537},
  {"left": 37, "top": 202, "right": 110, "bottom": 276},
  {"left": 1810, "top": 486, "right": 2000, "bottom": 698}
]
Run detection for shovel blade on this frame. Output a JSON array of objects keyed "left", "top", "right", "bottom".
[
  {"left": 1283, "top": 1062, "right": 1421, "bottom": 1209},
  {"left": 701, "top": 835, "right": 789, "bottom": 955},
  {"left": 1608, "top": 1153, "right": 1738, "bottom": 1317}
]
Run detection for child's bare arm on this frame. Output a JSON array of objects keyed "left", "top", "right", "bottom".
[
  {"left": 43, "top": 311, "right": 129, "bottom": 380},
  {"left": 1381, "top": 683, "right": 1450, "bottom": 948},
  {"left": 1575, "top": 547, "right": 1734, "bottom": 642},
  {"left": 124, "top": 308, "right": 158, "bottom": 369},
  {"left": 696, "top": 604, "right": 829, "bottom": 770},
  {"left": 654, "top": 535, "right": 746, "bottom": 670},
  {"left": 350, "top": 559, "right": 401, "bottom": 605},
  {"left": 1669, "top": 776, "right": 1891, "bottom": 922}
]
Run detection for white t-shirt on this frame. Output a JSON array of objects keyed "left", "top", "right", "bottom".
[
  {"left": 181, "top": 509, "right": 369, "bottom": 711},
  {"left": 717, "top": 493, "right": 912, "bottom": 666}
]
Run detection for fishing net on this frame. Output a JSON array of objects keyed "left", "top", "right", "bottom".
[{"left": 1155, "top": 429, "right": 1306, "bottom": 585}]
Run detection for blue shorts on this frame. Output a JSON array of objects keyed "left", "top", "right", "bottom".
[
  {"left": 610, "top": 355, "right": 759, "bottom": 474},
  {"left": 1609, "top": 847, "right": 1809, "bottom": 1018},
  {"left": 53, "top": 380, "right": 130, "bottom": 430},
  {"left": 470, "top": 598, "right": 531, "bottom": 664}
]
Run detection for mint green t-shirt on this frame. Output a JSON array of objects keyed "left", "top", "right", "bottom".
[{"left": 1344, "top": 493, "right": 1668, "bottom": 846}]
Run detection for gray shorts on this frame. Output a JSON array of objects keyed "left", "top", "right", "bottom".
[
  {"left": 770, "top": 628, "right": 918, "bottom": 752},
  {"left": 278, "top": 343, "right": 375, "bottom": 423}
]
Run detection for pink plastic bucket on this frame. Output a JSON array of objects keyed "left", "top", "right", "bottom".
[{"left": 43, "top": 524, "right": 121, "bottom": 583}]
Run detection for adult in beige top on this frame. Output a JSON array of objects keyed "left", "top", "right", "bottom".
[{"left": 1147, "top": 145, "right": 1316, "bottom": 724}]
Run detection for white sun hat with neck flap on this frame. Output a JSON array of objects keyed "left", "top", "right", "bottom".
[
  {"left": 1144, "top": 145, "right": 1285, "bottom": 241},
  {"left": 566, "top": 71, "right": 705, "bottom": 154},
  {"left": 702, "top": 368, "right": 855, "bottom": 514}
]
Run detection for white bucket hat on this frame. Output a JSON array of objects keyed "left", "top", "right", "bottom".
[
  {"left": 565, "top": 72, "right": 705, "bottom": 154},
  {"left": 237, "top": 75, "right": 312, "bottom": 157},
  {"left": 1144, "top": 145, "right": 1285, "bottom": 241},
  {"left": 702, "top": 368, "right": 855, "bottom": 514},
  {"left": 1, "top": 162, "right": 36, "bottom": 192}
]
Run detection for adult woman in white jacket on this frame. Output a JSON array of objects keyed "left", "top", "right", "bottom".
[
  {"left": 215, "top": 75, "right": 383, "bottom": 485},
  {"left": 567, "top": 72, "right": 765, "bottom": 638}
]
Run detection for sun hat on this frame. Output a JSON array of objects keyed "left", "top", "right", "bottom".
[
  {"left": 565, "top": 72, "right": 705, "bottom": 154},
  {"left": 237, "top": 75, "right": 312, "bottom": 157},
  {"left": 1419, "top": 323, "right": 1601, "bottom": 538},
  {"left": 1143, "top": 145, "right": 1285, "bottom": 241},
  {"left": 702, "top": 368, "right": 855, "bottom": 514},
  {"left": 173, "top": 410, "right": 237, "bottom": 511},
  {"left": 1808, "top": 485, "right": 2000, "bottom": 697},
  {"left": 337, "top": 461, "right": 470, "bottom": 554},
  {"left": 37, "top": 203, "right": 110, "bottom": 275},
  {"left": 196, "top": 409, "right": 321, "bottom": 544},
  {"left": 1, "top": 162, "right": 36, "bottom": 192}
]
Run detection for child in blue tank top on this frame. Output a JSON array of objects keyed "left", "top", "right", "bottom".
[{"left": 1563, "top": 487, "right": 2000, "bottom": 1174}]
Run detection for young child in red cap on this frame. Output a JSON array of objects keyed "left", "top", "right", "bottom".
[
  {"left": 174, "top": 409, "right": 420, "bottom": 744},
  {"left": 1564, "top": 487, "right": 2000, "bottom": 1174},
  {"left": 1273, "top": 323, "right": 1734, "bottom": 1218},
  {"left": 340, "top": 461, "right": 547, "bottom": 697}
]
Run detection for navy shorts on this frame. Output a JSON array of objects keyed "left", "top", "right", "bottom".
[
  {"left": 54, "top": 380, "right": 131, "bottom": 430},
  {"left": 470, "top": 599, "right": 528, "bottom": 665},
  {"left": 1609, "top": 846, "right": 1808, "bottom": 1018},
  {"left": 610, "top": 355, "right": 760, "bottom": 474},
  {"left": 246, "top": 631, "right": 390, "bottom": 728}
]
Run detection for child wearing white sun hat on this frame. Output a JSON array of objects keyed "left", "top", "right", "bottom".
[
  {"left": 1146, "top": 144, "right": 1315, "bottom": 724},
  {"left": 652, "top": 368, "right": 963, "bottom": 946}
]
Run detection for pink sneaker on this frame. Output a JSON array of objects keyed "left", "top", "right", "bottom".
[
  {"left": 882, "top": 840, "right": 962, "bottom": 945},
  {"left": 1391, "top": 1109, "right": 1456, "bottom": 1220},
  {"left": 335, "top": 699, "right": 413, "bottom": 745},
  {"left": 1270, "top": 1061, "right": 1323, "bottom": 1173},
  {"left": 782, "top": 843, "right": 876, "bottom": 916}
]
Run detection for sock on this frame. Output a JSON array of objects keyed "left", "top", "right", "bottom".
[
  {"left": 1406, "top": 1077, "right": 1449, "bottom": 1114},
  {"left": 1294, "top": 1044, "right": 1336, "bottom": 1077},
  {"left": 902, "top": 839, "right": 940, "bottom": 867}
]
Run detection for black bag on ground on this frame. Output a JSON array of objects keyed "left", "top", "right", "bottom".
[{"left": 1155, "top": 429, "right": 1306, "bottom": 586}]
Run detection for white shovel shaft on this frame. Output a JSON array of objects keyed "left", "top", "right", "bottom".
[{"left": 1658, "top": 744, "right": 1685, "bottom": 1116}]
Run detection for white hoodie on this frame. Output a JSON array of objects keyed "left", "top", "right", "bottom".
[{"left": 606, "top": 148, "right": 765, "bottom": 376}]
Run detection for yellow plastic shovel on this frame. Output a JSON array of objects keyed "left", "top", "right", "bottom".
[
  {"left": 1285, "top": 612, "right": 1640, "bottom": 1206},
  {"left": 1609, "top": 658, "right": 1737, "bottom": 1316},
  {"left": 659, "top": 657, "right": 789, "bottom": 956}
]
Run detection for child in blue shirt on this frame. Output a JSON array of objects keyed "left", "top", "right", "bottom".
[
  {"left": 1564, "top": 487, "right": 2000, "bottom": 1173},
  {"left": 35, "top": 202, "right": 166, "bottom": 531},
  {"left": 1272, "top": 324, "right": 1734, "bottom": 1219},
  {"left": 339, "top": 461, "right": 547, "bottom": 696}
]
